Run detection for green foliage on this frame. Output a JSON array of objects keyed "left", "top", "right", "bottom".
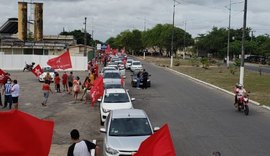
[
  {"left": 234, "top": 58, "right": 241, "bottom": 67},
  {"left": 190, "top": 56, "right": 200, "bottom": 67},
  {"left": 229, "top": 64, "right": 237, "bottom": 75},
  {"left": 107, "top": 24, "right": 194, "bottom": 56},
  {"left": 200, "top": 57, "right": 210, "bottom": 69},
  {"left": 60, "top": 30, "right": 94, "bottom": 46}
]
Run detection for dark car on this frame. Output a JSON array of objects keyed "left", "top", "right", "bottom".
[{"left": 130, "top": 70, "right": 151, "bottom": 87}]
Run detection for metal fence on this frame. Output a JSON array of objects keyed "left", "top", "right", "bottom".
[{"left": 0, "top": 52, "right": 87, "bottom": 71}]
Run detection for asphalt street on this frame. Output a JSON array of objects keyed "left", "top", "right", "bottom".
[
  {"left": 245, "top": 63, "right": 270, "bottom": 74},
  {"left": 1, "top": 61, "right": 270, "bottom": 156},
  {"left": 128, "top": 60, "right": 270, "bottom": 156}
]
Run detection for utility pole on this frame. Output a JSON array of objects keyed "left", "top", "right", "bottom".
[
  {"left": 170, "top": 0, "right": 180, "bottom": 67},
  {"left": 240, "top": 0, "right": 248, "bottom": 85},
  {"left": 226, "top": 0, "right": 232, "bottom": 68},
  {"left": 84, "top": 17, "right": 87, "bottom": 57},
  {"left": 183, "top": 20, "right": 186, "bottom": 59}
]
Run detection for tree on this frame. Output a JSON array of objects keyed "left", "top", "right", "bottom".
[{"left": 60, "top": 30, "right": 93, "bottom": 46}]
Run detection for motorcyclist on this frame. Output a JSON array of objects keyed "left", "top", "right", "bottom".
[{"left": 236, "top": 84, "right": 246, "bottom": 104}]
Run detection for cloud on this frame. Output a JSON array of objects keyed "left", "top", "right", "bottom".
[{"left": 1, "top": 0, "right": 270, "bottom": 42}]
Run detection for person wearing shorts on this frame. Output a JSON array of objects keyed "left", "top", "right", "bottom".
[
  {"left": 68, "top": 72, "right": 74, "bottom": 94},
  {"left": 11, "top": 80, "right": 20, "bottom": 110}
]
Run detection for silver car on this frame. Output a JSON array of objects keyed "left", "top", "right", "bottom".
[
  {"left": 100, "top": 109, "right": 159, "bottom": 156},
  {"left": 103, "top": 70, "right": 122, "bottom": 89}
]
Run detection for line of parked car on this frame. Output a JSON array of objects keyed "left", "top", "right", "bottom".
[{"left": 98, "top": 55, "right": 158, "bottom": 156}]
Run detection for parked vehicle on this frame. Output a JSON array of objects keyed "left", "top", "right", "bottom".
[
  {"left": 23, "top": 62, "right": 35, "bottom": 72},
  {"left": 98, "top": 88, "right": 135, "bottom": 125},
  {"left": 130, "top": 61, "right": 143, "bottom": 72},
  {"left": 235, "top": 94, "right": 249, "bottom": 115},
  {"left": 39, "top": 67, "right": 55, "bottom": 82},
  {"left": 100, "top": 109, "right": 159, "bottom": 156},
  {"left": 103, "top": 70, "right": 123, "bottom": 89},
  {"left": 131, "top": 70, "right": 151, "bottom": 87}
]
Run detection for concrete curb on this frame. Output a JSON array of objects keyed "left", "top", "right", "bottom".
[
  {"left": 165, "top": 67, "right": 265, "bottom": 107},
  {"left": 137, "top": 56, "right": 269, "bottom": 111}
]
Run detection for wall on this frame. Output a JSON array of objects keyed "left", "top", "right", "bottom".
[{"left": 0, "top": 53, "right": 87, "bottom": 71}]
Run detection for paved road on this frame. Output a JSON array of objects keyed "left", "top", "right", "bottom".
[
  {"left": 128, "top": 60, "right": 270, "bottom": 156},
  {"left": 2, "top": 63, "right": 270, "bottom": 156},
  {"left": 245, "top": 63, "right": 270, "bottom": 74}
]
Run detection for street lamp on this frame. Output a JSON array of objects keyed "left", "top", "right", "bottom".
[
  {"left": 84, "top": 17, "right": 87, "bottom": 57},
  {"left": 170, "top": 0, "right": 180, "bottom": 68},
  {"left": 226, "top": 0, "right": 243, "bottom": 68},
  {"left": 240, "top": 0, "right": 248, "bottom": 85}
]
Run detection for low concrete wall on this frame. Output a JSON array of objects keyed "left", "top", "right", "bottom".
[{"left": 0, "top": 52, "right": 87, "bottom": 71}]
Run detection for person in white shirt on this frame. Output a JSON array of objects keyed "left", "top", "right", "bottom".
[
  {"left": 68, "top": 129, "right": 100, "bottom": 156},
  {"left": 11, "top": 80, "right": 20, "bottom": 110}
]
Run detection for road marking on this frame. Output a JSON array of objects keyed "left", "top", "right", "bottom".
[{"left": 91, "top": 139, "right": 96, "bottom": 156}]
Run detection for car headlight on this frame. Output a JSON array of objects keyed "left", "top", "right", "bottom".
[
  {"left": 133, "top": 79, "right": 137, "bottom": 82},
  {"left": 106, "top": 146, "right": 119, "bottom": 155},
  {"left": 102, "top": 108, "right": 109, "bottom": 113}
]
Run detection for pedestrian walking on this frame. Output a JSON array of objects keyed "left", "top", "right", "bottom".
[
  {"left": 44, "top": 72, "right": 52, "bottom": 85},
  {"left": 73, "top": 76, "right": 81, "bottom": 102},
  {"left": 67, "top": 129, "right": 100, "bottom": 156},
  {"left": 0, "top": 73, "right": 11, "bottom": 106},
  {"left": 42, "top": 80, "right": 53, "bottom": 106},
  {"left": 54, "top": 73, "right": 61, "bottom": 93},
  {"left": 80, "top": 76, "right": 91, "bottom": 103},
  {"left": 62, "top": 71, "right": 68, "bottom": 92},
  {"left": 11, "top": 79, "right": 20, "bottom": 110},
  {"left": 68, "top": 72, "right": 74, "bottom": 94},
  {"left": 3, "top": 78, "right": 13, "bottom": 109}
]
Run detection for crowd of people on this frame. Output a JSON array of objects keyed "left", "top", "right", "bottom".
[{"left": 0, "top": 73, "right": 20, "bottom": 110}]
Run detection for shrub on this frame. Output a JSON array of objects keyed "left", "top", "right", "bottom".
[
  {"left": 190, "top": 56, "right": 200, "bottom": 67},
  {"left": 201, "top": 57, "right": 210, "bottom": 69}
]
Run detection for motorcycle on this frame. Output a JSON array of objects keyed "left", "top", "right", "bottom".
[
  {"left": 23, "top": 62, "right": 35, "bottom": 72},
  {"left": 235, "top": 94, "right": 249, "bottom": 115}
]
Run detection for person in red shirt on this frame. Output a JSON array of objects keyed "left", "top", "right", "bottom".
[
  {"left": 62, "top": 72, "right": 68, "bottom": 92},
  {"left": 42, "top": 80, "right": 53, "bottom": 106},
  {"left": 80, "top": 76, "right": 91, "bottom": 104},
  {"left": 54, "top": 73, "right": 61, "bottom": 93}
]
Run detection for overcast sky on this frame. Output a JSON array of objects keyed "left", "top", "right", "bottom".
[{"left": 1, "top": 0, "right": 270, "bottom": 42}]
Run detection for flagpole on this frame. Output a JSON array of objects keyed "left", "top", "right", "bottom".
[{"left": 84, "top": 17, "right": 87, "bottom": 57}]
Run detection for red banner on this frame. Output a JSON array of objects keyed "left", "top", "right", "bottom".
[
  {"left": 90, "top": 76, "right": 104, "bottom": 106},
  {"left": 134, "top": 124, "right": 176, "bottom": 156},
  {"left": 0, "top": 110, "right": 54, "bottom": 156},
  {"left": 47, "top": 51, "right": 72, "bottom": 70},
  {"left": 105, "top": 44, "right": 111, "bottom": 54},
  {"left": 0, "top": 69, "right": 6, "bottom": 84},
  {"left": 31, "top": 64, "right": 44, "bottom": 77},
  {"left": 121, "top": 48, "right": 126, "bottom": 54},
  {"left": 112, "top": 49, "right": 118, "bottom": 56}
]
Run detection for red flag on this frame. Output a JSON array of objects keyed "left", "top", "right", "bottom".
[
  {"left": 105, "top": 45, "right": 111, "bottom": 54},
  {"left": 0, "top": 110, "right": 54, "bottom": 156},
  {"left": 47, "top": 51, "right": 72, "bottom": 70},
  {"left": 112, "top": 49, "right": 118, "bottom": 56},
  {"left": 121, "top": 48, "right": 126, "bottom": 54},
  {"left": 0, "top": 69, "right": 6, "bottom": 84},
  {"left": 90, "top": 76, "right": 104, "bottom": 106},
  {"left": 134, "top": 124, "right": 176, "bottom": 156},
  {"left": 31, "top": 64, "right": 44, "bottom": 77}
]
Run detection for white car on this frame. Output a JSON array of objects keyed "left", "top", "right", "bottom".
[
  {"left": 39, "top": 67, "right": 55, "bottom": 82},
  {"left": 100, "top": 109, "right": 159, "bottom": 156},
  {"left": 101, "top": 67, "right": 118, "bottom": 76},
  {"left": 98, "top": 88, "right": 135, "bottom": 125},
  {"left": 130, "top": 61, "right": 143, "bottom": 72},
  {"left": 126, "top": 59, "right": 133, "bottom": 69}
]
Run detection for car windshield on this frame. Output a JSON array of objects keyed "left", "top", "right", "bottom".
[
  {"left": 43, "top": 68, "right": 54, "bottom": 72},
  {"left": 104, "top": 93, "right": 129, "bottom": 103},
  {"left": 109, "top": 118, "right": 152, "bottom": 136},
  {"left": 105, "top": 84, "right": 122, "bottom": 89},
  {"left": 133, "top": 62, "right": 141, "bottom": 65},
  {"left": 104, "top": 72, "right": 121, "bottom": 79},
  {"left": 127, "top": 60, "right": 132, "bottom": 63},
  {"left": 103, "top": 68, "right": 116, "bottom": 73}
]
